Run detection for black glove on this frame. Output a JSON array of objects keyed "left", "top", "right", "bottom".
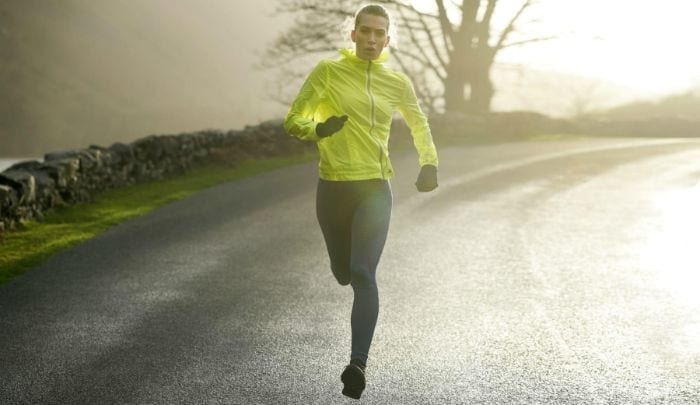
[
  {"left": 315, "top": 115, "right": 349, "bottom": 138},
  {"left": 415, "top": 164, "right": 438, "bottom": 192}
]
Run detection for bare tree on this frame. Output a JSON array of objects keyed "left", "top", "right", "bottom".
[{"left": 262, "top": 0, "right": 553, "bottom": 114}]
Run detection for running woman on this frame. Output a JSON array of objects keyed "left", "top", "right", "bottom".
[{"left": 284, "top": 4, "right": 439, "bottom": 400}]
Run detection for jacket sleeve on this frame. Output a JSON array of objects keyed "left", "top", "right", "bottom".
[
  {"left": 284, "top": 60, "right": 328, "bottom": 142},
  {"left": 396, "top": 73, "right": 439, "bottom": 167}
]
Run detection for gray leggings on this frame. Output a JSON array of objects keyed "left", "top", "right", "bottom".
[{"left": 316, "top": 178, "right": 392, "bottom": 364}]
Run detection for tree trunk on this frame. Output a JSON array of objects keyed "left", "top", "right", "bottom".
[
  {"left": 443, "top": 34, "right": 471, "bottom": 114},
  {"left": 444, "top": 58, "right": 494, "bottom": 114},
  {"left": 466, "top": 81, "right": 493, "bottom": 113},
  {"left": 464, "top": 47, "right": 496, "bottom": 114},
  {"left": 444, "top": 65, "right": 467, "bottom": 113},
  {"left": 465, "top": 67, "right": 493, "bottom": 113}
]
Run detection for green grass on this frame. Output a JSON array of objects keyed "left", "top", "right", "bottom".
[{"left": 0, "top": 153, "right": 315, "bottom": 284}]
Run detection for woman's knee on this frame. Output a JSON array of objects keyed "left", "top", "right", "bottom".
[{"left": 350, "top": 266, "right": 376, "bottom": 289}]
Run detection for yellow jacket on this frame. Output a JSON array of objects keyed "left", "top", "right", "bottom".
[{"left": 284, "top": 49, "right": 438, "bottom": 181}]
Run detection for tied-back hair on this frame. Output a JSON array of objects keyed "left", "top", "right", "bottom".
[{"left": 355, "top": 4, "right": 391, "bottom": 30}]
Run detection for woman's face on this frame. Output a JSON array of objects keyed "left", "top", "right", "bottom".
[{"left": 351, "top": 13, "right": 390, "bottom": 61}]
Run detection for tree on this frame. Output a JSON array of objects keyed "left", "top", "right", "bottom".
[{"left": 263, "top": 0, "right": 554, "bottom": 114}]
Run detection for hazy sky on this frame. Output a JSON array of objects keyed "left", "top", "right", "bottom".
[{"left": 494, "top": 0, "right": 700, "bottom": 94}]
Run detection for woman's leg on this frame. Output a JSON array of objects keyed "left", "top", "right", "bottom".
[
  {"left": 316, "top": 179, "right": 353, "bottom": 285},
  {"left": 349, "top": 180, "right": 392, "bottom": 366},
  {"left": 317, "top": 179, "right": 393, "bottom": 365}
]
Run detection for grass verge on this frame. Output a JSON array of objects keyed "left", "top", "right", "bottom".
[{"left": 0, "top": 153, "right": 315, "bottom": 285}]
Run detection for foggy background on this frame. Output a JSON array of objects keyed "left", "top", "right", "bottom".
[
  {"left": 0, "top": 0, "right": 287, "bottom": 156},
  {"left": 1, "top": 0, "right": 699, "bottom": 158}
]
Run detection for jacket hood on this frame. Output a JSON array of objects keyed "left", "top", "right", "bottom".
[{"left": 339, "top": 48, "right": 390, "bottom": 64}]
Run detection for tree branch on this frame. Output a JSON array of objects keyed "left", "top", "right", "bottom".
[
  {"left": 414, "top": 5, "right": 449, "bottom": 69},
  {"left": 392, "top": 48, "right": 447, "bottom": 82},
  {"left": 460, "top": 0, "right": 480, "bottom": 29},
  {"left": 435, "top": 0, "right": 456, "bottom": 51},
  {"left": 477, "top": 0, "right": 497, "bottom": 48},
  {"left": 495, "top": 0, "right": 533, "bottom": 50},
  {"left": 395, "top": 5, "right": 446, "bottom": 78},
  {"left": 374, "top": 0, "right": 440, "bottom": 20}
]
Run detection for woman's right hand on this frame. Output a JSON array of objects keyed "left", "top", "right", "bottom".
[{"left": 316, "top": 115, "right": 349, "bottom": 138}]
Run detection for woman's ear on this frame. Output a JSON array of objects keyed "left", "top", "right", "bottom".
[{"left": 351, "top": 30, "right": 357, "bottom": 43}]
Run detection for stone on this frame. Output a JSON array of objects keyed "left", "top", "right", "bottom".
[
  {"left": 43, "top": 158, "right": 79, "bottom": 188},
  {"left": 131, "top": 135, "right": 163, "bottom": 161},
  {"left": 0, "top": 184, "right": 18, "bottom": 216},
  {"left": 108, "top": 142, "right": 135, "bottom": 164},
  {"left": 0, "top": 170, "right": 37, "bottom": 205},
  {"left": 26, "top": 168, "right": 60, "bottom": 208},
  {"left": 6, "top": 160, "right": 43, "bottom": 172}
]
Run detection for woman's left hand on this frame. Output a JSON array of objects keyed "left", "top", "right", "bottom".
[{"left": 415, "top": 165, "right": 438, "bottom": 192}]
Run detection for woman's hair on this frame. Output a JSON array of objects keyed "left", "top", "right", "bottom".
[
  {"left": 354, "top": 4, "right": 391, "bottom": 30},
  {"left": 341, "top": 4, "right": 397, "bottom": 48}
]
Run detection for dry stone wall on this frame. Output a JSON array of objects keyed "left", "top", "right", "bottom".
[{"left": 0, "top": 119, "right": 312, "bottom": 233}]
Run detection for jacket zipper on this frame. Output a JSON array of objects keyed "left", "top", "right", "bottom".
[{"left": 366, "top": 60, "right": 385, "bottom": 180}]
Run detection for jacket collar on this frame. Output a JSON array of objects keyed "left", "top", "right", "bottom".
[{"left": 339, "top": 48, "right": 389, "bottom": 65}]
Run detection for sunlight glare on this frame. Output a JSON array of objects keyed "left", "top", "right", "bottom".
[{"left": 642, "top": 183, "right": 700, "bottom": 309}]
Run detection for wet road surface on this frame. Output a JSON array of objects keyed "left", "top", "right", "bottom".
[{"left": 1, "top": 137, "right": 699, "bottom": 403}]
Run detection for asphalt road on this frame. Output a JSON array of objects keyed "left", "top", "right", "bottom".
[{"left": 1, "top": 137, "right": 700, "bottom": 404}]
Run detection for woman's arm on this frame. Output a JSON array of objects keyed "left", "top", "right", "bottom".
[
  {"left": 396, "top": 73, "right": 439, "bottom": 168},
  {"left": 284, "top": 61, "right": 328, "bottom": 142}
]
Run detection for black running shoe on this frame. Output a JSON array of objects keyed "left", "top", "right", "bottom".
[{"left": 341, "top": 363, "right": 366, "bottom": 400}]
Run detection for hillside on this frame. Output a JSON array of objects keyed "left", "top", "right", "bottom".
[{"left": 589, "top": 90, "right": 700, "bottom": 120}]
